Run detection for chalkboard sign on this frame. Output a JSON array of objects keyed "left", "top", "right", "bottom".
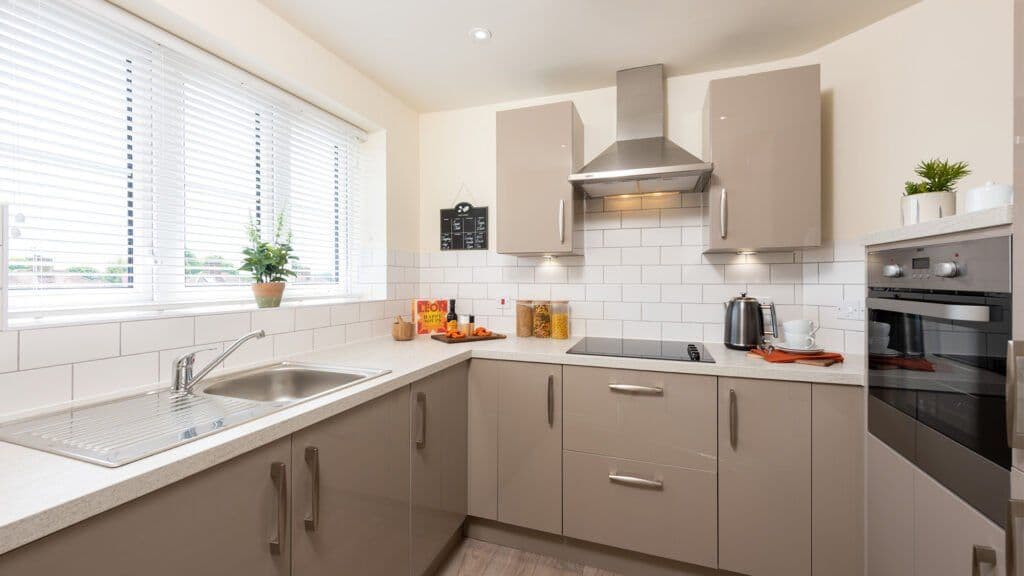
[{"left": 440, "top": 202, "right": 488, "bottom": 250}]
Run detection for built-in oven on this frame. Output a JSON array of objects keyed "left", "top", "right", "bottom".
[{"left": 867, "top": 234, "right": 1012, "bottom": 527}]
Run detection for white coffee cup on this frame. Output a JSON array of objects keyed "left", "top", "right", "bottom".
[{"left": 783, "top": 320, "right": 818, "bottom": 349}]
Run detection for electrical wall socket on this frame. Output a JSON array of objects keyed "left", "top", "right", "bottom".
[{"left": 837, "top": 300, "right": 866, "bottom": 321}]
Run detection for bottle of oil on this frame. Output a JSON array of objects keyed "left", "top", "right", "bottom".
[{"left": 446, "top": 299, "right": 458, "bottom": 332}]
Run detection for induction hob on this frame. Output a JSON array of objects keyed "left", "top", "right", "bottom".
[{"left": 566, "top": 337, "right": 714, "bottom": 363}]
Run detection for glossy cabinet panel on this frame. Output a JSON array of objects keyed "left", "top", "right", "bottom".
[
  {"left": 562, "top": 450, "right": 717, "bottom": 567},
  {"left": 0, "top": 438, "right": 292, "bottom": 576},
  {"left": 411, "top": 363, "right": 469, "bottom": 576},
  {"left": 812, "top": 384, "right": 865, "bottom": 576},
  {"left": 914, "top": 465, "right": 1004, "bottom": 576},
  {"left": 704, "top": 64, "right": 821, "bottom": 253},
  {"left": 867, "top": 433, "right": 915, "bottom": 576},
  {"left": 291, "top": 388, "right": 410, "bottom": 576},
  {"left": 496, "top": 101, "right": 583, "bottom": 256},
  {"left": 497, "top": 361, "right": 563, "bottom": 534},
  {"left": 718, "top": 377, "right": 811, "bottom": 576},
  {"left": 468, "top": 358, "right": 499, "bottom": 520},
  {"left": 563, "top": 366, "right": 716, "bottom": 470}
]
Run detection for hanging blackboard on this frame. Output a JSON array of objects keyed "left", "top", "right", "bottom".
[{"left": 440, "top": 202, "right": 488, "bottom": 250}]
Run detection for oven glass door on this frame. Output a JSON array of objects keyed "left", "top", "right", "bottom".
[{"left": 868, "top": 290, "right": 1011, "bottom": 470}]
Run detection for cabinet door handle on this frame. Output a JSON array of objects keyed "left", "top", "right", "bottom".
[
  {"left": 609, "top": 473, "right": 664, "bottom": 490},
  {"left": 558, "top": 199, "right": 565, "bottom": 243},
  {"left": 547, "top": 375, "right": 555, "bottom": 427},
  {"left": 304, "top": 446, "right": 319, "bottom": 532},
  {"left": 720, "top": 188, "right": 727, "bottom": 239},
  {"left": 1008, "top": 500, "right": 1024, "bottom": 576},
  {"left": 729, "top": 388, "right": 738, "bottom": 449},
  {"left": 269, "top": 462, "right": 287, "bottom": 555},
  {"left": 608, "top": 383, "right": 664, "bottom": 395},
  {"left": 973, "top": 544, "right": 997, "bottom": 576},
  {"left": 415, "top": 392, "right": 427, "bottom": 449}
]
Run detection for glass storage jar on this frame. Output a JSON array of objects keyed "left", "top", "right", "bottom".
[
  {"left": 515, "top": 300, "right": 534, "bottom": 337},
  {"left": 551, "top": 301, "right": 569, "bottom": 339},
  {"left": 532, "top": 301, "right": 552, "bottom": 338}
]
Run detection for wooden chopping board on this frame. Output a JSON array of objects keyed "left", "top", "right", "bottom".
[{"left": 430, "top": 333, "right": 507, "bottom": 344}]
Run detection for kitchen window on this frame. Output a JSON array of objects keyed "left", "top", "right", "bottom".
[{"left": 0, "top": 0, "right": 367, "bottom": 318}]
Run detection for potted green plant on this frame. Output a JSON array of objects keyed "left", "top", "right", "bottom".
[
  {"left": 901, "top": 158, "right": 970, "bottom": 225},
  {"left": 240, "top": 212, "right": 297, "bottom": 308}
]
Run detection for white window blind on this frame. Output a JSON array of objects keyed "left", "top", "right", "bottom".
[{"left": 0, "top": 0, "right": 366, "bottom": 315}]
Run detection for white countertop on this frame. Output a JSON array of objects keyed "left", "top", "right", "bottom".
[
  {"left": 0, "top": 335, "right": 862, "bottom": 554},
  {"left": 862, "top": 204, "right": 1013, "bottom": 247}
]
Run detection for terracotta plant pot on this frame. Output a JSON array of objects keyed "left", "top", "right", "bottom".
[{"left": 252, "top": 282, "right": 286, "bottom": 308}]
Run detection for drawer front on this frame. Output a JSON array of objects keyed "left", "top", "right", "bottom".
[
  {"left": 563, "top": 366, "right": 716, "bottom": 470},
  {"left": 563, "top": 450, "right": 717, "bottom": 567}
]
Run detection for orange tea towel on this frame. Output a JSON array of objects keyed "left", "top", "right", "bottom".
[{"left": 748, "top": 348, "right": 845, "bottom": 364}]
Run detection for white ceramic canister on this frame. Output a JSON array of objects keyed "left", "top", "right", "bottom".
[{"left": 963, "top": 181, "right": 1014, "bottom": 213}]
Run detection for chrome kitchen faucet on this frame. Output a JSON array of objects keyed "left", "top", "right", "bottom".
[{"left": 172, "top": 330, "right": 266, "bottom": 394}]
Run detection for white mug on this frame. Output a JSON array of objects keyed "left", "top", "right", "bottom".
[
  {"left": 782, "top": 319, "right": 818, "bottom": 349},
  {"left": 784, "top": 333, "right": 817, "bottom": 349}
]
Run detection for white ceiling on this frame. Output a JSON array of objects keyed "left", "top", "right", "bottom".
[{"left": 260, "top": 0, "right": 919, "bottom": 112}]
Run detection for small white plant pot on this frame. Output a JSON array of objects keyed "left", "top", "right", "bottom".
[{"left": 901, "top": 191, "right": 956, "bottom": 225}]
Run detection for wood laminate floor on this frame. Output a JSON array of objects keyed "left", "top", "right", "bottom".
[{"left": 437, "top": 538, "right": 622, "bottom": 576}]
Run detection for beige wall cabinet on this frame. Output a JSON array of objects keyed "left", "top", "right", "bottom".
[
  {"left": 496, "top": 101, "right": 584, "bottom": 256},
  {"left": 291, "top": 388, "right": 411, "bottom": 576},
  {"left": 411, "top": 362, "right": 469, "bottom": 576},
  {"left": 467, "top": 359, "right": 563, "bottom": 534},
  {"left": 0, "top": 437, "right": 293, "bottom": 576},
  {"left": 718, "top": 377, "right": 812, "bottom": 576},
  {"left": 703, "top": 64, "right": 821, "bottom": 253}
]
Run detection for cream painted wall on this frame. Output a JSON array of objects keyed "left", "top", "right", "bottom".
[
  {"left": 419, "top": 0, "right": 1013, "bottom": 248},
  {"left": 108, "top": 0, "right": 421, "bottom": 252}
]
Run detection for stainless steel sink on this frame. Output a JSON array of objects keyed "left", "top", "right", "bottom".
[
  {"left": 0, "top": 362, "right": 389, "bottom": 467},
  {"left": 197, "top": 363, "right": 385, "bottom": 402}
]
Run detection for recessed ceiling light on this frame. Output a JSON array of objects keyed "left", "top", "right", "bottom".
[{"left": 470, "top": 27, "right": 491, "bottom": 41}]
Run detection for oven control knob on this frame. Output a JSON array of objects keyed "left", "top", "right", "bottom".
[
  {"left": 933, "top": 261, "right": 960, "bottom": 278},
  {"left": 881, "top": 264, "right": 903, "bottom": 278}
]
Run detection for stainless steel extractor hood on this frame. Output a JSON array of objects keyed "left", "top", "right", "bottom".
[{"left": 569, "top": 64, "right": 713, "bottom": 197}]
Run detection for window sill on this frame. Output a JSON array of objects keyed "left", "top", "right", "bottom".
[{"left": 7, "top": 294, "right": 382, "bottom": 331}]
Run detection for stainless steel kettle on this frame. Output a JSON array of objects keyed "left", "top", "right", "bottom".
[{"left": 723, "top": 293, "right": 778, "bottom": 350}]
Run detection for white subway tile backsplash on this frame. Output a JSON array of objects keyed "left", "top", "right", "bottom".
[
  {"left": 586, "top": 284, "right": 622, "bottom": 302},
  {"left": 330, "top": 303, "right": 359, "bottom": 325},
  {"left": 419, "top": 267, "right": 444, "bottom": 283},
  {"left": 642, "top": 265, "right": 682, "bottom": 284},
  {"left": 682, "top": 265, "right": 726, "bottom": 284},
  {"left": 621, "top": 247, "right": 661, "bottom": 265},
  {"left": 684, "top": 304, "right": 726, "bottom": 324},
  {"left": 803, "top": 284, "right": 845, "bottom": 307},
  {"left": 747, "top": 284, "right": 795, "bottom": 305},
  {"left": 584, "top": 248, "right": 621, "bottom": 265},
  {"left": 195, "top": 313, "right": 252, "bottom": 344},
  {"left": 771, "top": 263, "right": 804, "bottom": 284},
  {"left": 603, "top": 266, "right": 642, "bottom": 284},
  {"left": 641, "top": 227, "right": 682, "bottom": 247},
  {"left": 661, "top": 284, "right": 701, "bottom": 303},
  {"left": 274, "top": 330, "right": 314, "bottom": 357},
  {"left": 429, "top": 251, "right": 458, "bottom": 268},
  {"left": 20, "top": 323, "right": 120, "bottom": 370},
  {"left": 473, "top": 267, "right": 503, "bottom": 283},
  {"left": 252, "top": 308, "right": 296, "bottom": 335},
  {"left": 701, "top": 284, "right": 747, "bottom": 304},
  {"left": 0, "top": 331, "right": 17, "bottom": 374},
  {"left": 604, "top": 302, "right": 642, "bottom": 321},
  {"left": 73, "top": 353, "right": 159, "bottom": 399},
  {"left": 586, "top": 319, "right": 623, "bottom": 338},
  {"left": 567, "top": 266, "right": 603, "bottom": 284},
  {"left": 623, "top": 321, "right": 662, "bottom": 340},
  {"left": 642, "top": 303, "right": 682, "bottom": 322},
  {"left": 502, "top": 266, "right": 536, "bottom": 283},
  {"left": 641, "top": 193, "right": 682, "bottom": 209},
  {"left": 604, "top": 195, "right": 643, "bottom": 211},
  {"left": 584, "top": 230, "right": 605, "bottom": 248},
  {"left": 724, "top": 264, "right": 770, "bottom": 284},
  {"left": 663, "top": 322, "right": 703, "bottom": 341},
  {"left": 661, "top": 246, "right": 701, "bottom": 265},
  {"left": 293, "top": 306, "right": 331, "bottom": 331},
  {"left": 122, "top": 317, "right": 194, "bottom": 355},
  {"left": 0, "top": 366, "right": 72, "bottom": 416},
  {"left": 457, "top": 251, "right": 489, "bottom": 268},
  {"left": 682, "top": 227, "right": 704, "bottom": 246},
  {"left": 313, "top": 325, "right": 347, "bottom": 350},
  {"left": 584, "top": 211, "right": 621, "bottom": 230},
  {"left": 660, "top": 207, "right": 701, "bottom": 227},
  {"left": 818, "top": 262, "right": 866, "bottom": 284},
  {"left": 551, "top": 284, "right": 587, "bottom": 301},
  {"left": 621, "top": 210, "right": 661, "bottom": 228},
  {"left": 604, "top": 229, "right": 641, "bottom": 247},
  {"left": 570, "top": 301, "right": 603, "bottom": 319},
  {"left": 745, "top": 252, "right": 795, "bottom": 264},
  {"left": 444, "top": 267, "right": 473, "bottom": 283},
  {"left": 519, "top": 284, "right": 552, "bottom": 300},
  {"left": 622, "top": 284, "right": 661, "bottom": 303},
  {"left": 358, "top": 301, "right": 386, "bottom": 321},
  {"left": 534, "top": 266, "right": 568, "bottom": 284}
]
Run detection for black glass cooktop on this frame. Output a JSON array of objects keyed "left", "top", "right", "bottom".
[{"left": 566, "top": 337, "right": 715, "bottom": 363}]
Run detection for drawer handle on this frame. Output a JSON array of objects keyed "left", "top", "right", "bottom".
[
  {"left": 547, "top": 375, "right": 555, "bottom": 427},
  {"left": 415, "top": 392, "right": 427, "bottom": 449},
  {"left": 609, "top": 473, "right": 664, "bottom": 490},
  {"left": 729, "top": 388, "right": 738, "bottom": 450},
  {"left": 269, "top": 461, "right": 287, "bottom": 555},
  {"left": 608, "top": 383, "right": 664, "bottom": 395}
]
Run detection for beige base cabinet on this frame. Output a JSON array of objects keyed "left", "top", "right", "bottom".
[
  {"left": 0, "top": 437, "right": 293, "bottom": 576},
  {"left": 703, "top": 64, "right": 821, "bottom": 253},
  {"left": 467, "top": 359, "right": 563, "bottom": 534},
  {"left": 869, "top": 433, "right": 1004, "bottom": 576},
  {"left": 718, "top": 377, "right": 812, "bottom": 576},
  {"left": 496, "top": 101, "right": 584, "bottom": 256},
  {"left": 291, "top": 387, "right": 411, "bottom": 576},
  {"left": 411, "top": 362, "right": 469, "bottom": 576}
]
